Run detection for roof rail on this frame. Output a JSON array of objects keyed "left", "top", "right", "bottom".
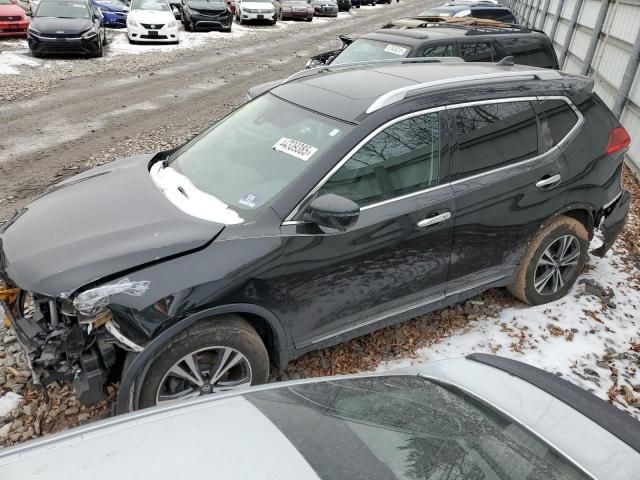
[
  {"left": 285, "top": 56, "right": 466, "bottom": 82},
  {"left": 366, "top": 69, "right": 562, "bottom": 114}
]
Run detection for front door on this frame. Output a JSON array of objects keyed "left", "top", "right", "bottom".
[{"left": 277, "top": 111, "right": 455, "bottom": 348}]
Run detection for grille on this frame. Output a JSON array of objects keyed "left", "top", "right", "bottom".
[
  {"left": 0, "top": 16, "right": 23, "bottom": 21},
  {"left": 38, "top": 32, "right": 81, "bottom": 38},
  {"left": 141, "top": 23, "right": 165, "bottom": 29},
  {"left": 141, "top": 34, "right": 168, "bottom": 39},
  {"left": 192, "top": 8, "right": 226, "bottom": 15}
]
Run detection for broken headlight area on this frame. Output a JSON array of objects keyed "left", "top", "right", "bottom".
[{"left": 1, "top": 290, "right": 123, "bottom": 406}]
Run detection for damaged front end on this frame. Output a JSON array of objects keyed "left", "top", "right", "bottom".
[{"left": 0, "top": 278, "right": 148, "bottom": 405}]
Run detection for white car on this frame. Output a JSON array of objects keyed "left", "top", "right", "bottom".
[
  {"left": 127, "top": 0, "right": 179, "bottom": 44},
  {"left": 235, "top": 0, "right": 277, "bottom": 24}
]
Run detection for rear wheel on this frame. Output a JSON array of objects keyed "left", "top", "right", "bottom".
[
  {"left": 508, "top": 216, "right": 589, "bottom": 305},
  {"left": 136, "top": 315, "right": 270, "bottom": 409}
]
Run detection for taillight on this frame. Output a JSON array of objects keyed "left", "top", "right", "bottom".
[{"left": 606, "top": 126, "right": 631, "bottom": 155}]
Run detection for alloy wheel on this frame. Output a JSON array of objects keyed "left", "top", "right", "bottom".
[
  {"left": 534, "top": 234, "right": 580, "bottom": 295},
  {"left": 155, "top": 346, "right": 253, "bottom": 404}
]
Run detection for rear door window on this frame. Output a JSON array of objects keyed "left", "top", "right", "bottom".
[
  {"left": 319, "top": 113, "right": 440, "bottom": 206},
  {"left": 415, "top": 43, "right": 455, "bottom": 58},
  {"left": 502, "top": 37, "right": 557, "bottom": 68},
  {"left": 459, "top": 41, "right": 499, "bottom": 62},
  {"left": 538, "top": 99, "right": 580, "bottom": 149},
  {"left": 452, "top": 101, "right": 539, "bottom": 178}
]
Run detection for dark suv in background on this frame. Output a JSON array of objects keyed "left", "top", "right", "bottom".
[
  {"left": 0, "top": 62, "right": 630, "bottom": 413},
  {"left": 307, "top": 20, "right": 558, "bottom": 69},
  {"left": 419, "top": 0, "right": 517, "bottom": 23}
]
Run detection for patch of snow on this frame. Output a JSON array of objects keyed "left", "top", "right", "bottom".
[
  {"left": 378, "top": 240, "right": 640, "bottom": 418},
  {"left": 0, "top": 392, "right": 22, "bottom": 417},
  {"left": 0, "top": 51, "right": 39, "bottom": 75}
]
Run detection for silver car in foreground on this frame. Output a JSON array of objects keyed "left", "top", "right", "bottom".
[{"left": 1, "top": 354, "right": 638, "bottom": 479}]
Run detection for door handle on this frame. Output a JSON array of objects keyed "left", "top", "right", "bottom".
[
  {"left": 417, "top": 211, "right": 451, "bottom": 228},
  {"left": 535, "top": 174, "right": 561, "bottom": 189}
]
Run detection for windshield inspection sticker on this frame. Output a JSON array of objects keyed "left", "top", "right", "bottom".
[
  {"left": 272, "top": 137, "right": 318, "bottom": 162},
  {"left": 384, "top": 44, "right": 408, "bottom": 56},
  {"left": 239, "top": 192, "right": 260, "bottom": 208}
]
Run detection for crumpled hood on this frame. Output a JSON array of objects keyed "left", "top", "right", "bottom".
[
  {"left": 30, "top": 17, "right": 93, "bottom": 35},
  {"left": 0, "top": 155, "right": 223, "bottom": 297}
]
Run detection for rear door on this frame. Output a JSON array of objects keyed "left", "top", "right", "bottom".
[
  {"left": 446, "top": 98, "right": 570, "bottom": 294},
  {"left": 278, "top": 110, "right": 455, "bottom": 348}
]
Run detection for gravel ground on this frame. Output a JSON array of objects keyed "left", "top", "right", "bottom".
[{"left": 1, "top": 0, "right": 639, "bottom": 448}]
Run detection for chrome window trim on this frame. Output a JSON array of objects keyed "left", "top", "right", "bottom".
[{"left": 282, "top": 96, "right": 583, "bottom": 225}]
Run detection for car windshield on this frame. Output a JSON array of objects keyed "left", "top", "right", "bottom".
[
  {"left": 163, "top": 94, "right": 350, "bottom": 223},
  {"left": 35, "top": 0, "right": 89, "bottom": 17},
  {"left": 0, "top": 0, "right": 14, "bottom": 5},
  {"left": 246, "top": 376, "right": 589, "bottom": 480},
  {"left": 131, "top": 0, "right": 168, "bottom": 10},
  {"left": 333, "top": 38, "right": 412, "bottom": 65}
]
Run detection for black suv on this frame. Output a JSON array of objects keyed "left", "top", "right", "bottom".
[
  {"left": 0, "top": 62, "right": 630, "bottom": 412},
  {"left": 419, "top": 1, "right": 516, "bottom": 23},
  {"left": 306, "top": 21, "right": 558, "bottom": 69}
]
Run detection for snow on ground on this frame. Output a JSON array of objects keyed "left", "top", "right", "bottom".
[
  {"left": 0, "top": 392, "right": 21, "bottom": 417},
  {"left": 378, "top": 238, "right": 640, "bottom": 418},
  {"left": 0, "top": 51, "right": 39, "bottom": 75}
]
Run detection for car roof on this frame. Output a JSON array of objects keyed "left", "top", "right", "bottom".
[
  {"left": 271, "top": 62, "right": 567, "bottom": 122},
  {"left": 427, "top": 3, "right": 512, "bottom": 11},
  {"left": 362, "top": 26, "right": 548, "bottom": 43},
  {"left": 0, "top": 357, "right": 638, "bottom": 480}
]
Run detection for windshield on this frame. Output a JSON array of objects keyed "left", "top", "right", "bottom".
[
  {"left": 0, "top": 0, "right": 14, "bottom": 5},
  {"left": 35, "top": 0, "right": 89, "bottom": 17},
  {"left": 131, "top": 0, "right": 169, "bottom": 10},
  {"left": 247, "top": 376, "right": 589, "bottom": 480},
  {"left": 333, "top": 38, "right": 412, "bottom": 65},
  {"left": 164, "top": 94, "right": 350, "bottom": 222}
]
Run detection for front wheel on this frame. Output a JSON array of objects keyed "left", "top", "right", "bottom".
[
  {"left": 135, "top": 315, "right": 270, "bottom": 409},
  {"left": 508, "top": 215, "right": 589, "bottom": 305}
]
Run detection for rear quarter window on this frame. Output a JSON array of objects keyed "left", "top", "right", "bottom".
[
  {"left": 460, "top": 41, "right": 499, "bottom": 62},
  {"left": 502, "top": 37, "right": 557, "bottom": 69},
  {"left": 538, "top": 99, "right": 580, "bottom": 149}
]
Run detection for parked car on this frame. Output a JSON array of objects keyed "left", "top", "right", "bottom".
[
  {"left": 309, "top": 0, "right": 336, "bottom": 16},
  {"left": 235, "top": 0, "right": 278, "bottom": 24},
  {"left": 419, "top": 1, "right": 517, "bottom": 23},
  {"left": 0, "top": 0, "right": 29, "bottom": 37},
  {"left": 1, "top": 355, "right": 639, "bottom": 479},
  {"left": 350, "top": 0, "right": 359, "bottom": 7},
  {"left": 279, "top": 0, "right": 312, "bottom": 20},
  {"left": 181, "top": 0, "right": 232, "bottom": 31},
  {"left": 305, "top": 21, "right": 558, "bottom": 69},
  {"left": 336, "top": 0, "right": 349, "bottom": 11},
  {"left": 0, "top": 61, "right": 630, "bottom": 411},
  {"left": 127, "top": 0, "right": 178, "bottom": 43},
  {"left": 359, "top": 0, "right": 373, "bottom": 5},
  {"left": 27, "top": 0, "right": 106, "bottom": 57},
  {"left": 91, "top": 0, "right": 128, "bottom": 28}
]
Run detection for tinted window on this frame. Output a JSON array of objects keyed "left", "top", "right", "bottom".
[
  {"left": 248, "top": 376, "right": 588, "bottom": 480},
  {"left": 319, "top": 113, "right": 440, "bottom": 206},
  {"left": 333, "top": 39, "right": 411, "bottom": 65},
  {"left": 539, "top": 99, "right": 579, "bottom": 148},
  {"left": 460, "top": 42, "right": 499, "bottom": 62},
  {"left": 502, "top": 37, "right": 556, "bottom": 68},
  {"left": 416, "top": 43, "right": 454, "bottom": 58},
  {"left": 453, "top": 101, "right": 539, "bottom": 177},
  {"left": 36, "top": 0, "right": 90, "bottom": 17},
  {"left": 472, "top": 8, "right": 516, "bottom": 22}
]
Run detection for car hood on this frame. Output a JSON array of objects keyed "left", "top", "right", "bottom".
[
  {"left": 0, "top": 155, "right": 223, "bottom": 297},
  {"left": 30, "top": 17, "right": 93, "bottom": 34},
  {"left": 187, "top": 1, "right": 227, "bottom": 10},
  {"left": 0, "top": 4, "right": 25, "bottom": 16},
  {"left": 130, "top": 9, "right": 174, "bottom": 21},
  {"left": 241, "top": 1, "right": 273, "bottom": 8}
]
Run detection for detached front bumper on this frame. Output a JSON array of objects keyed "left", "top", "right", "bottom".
[
  {"left": 190, "top": 11, "right": 232, "bottom": 30},
  {"left": 592, "top": 189, "right": 630, "bottom": 257}
]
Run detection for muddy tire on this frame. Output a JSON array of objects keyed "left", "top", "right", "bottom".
[
  {"left": 136, "top": 315, "right": 269, "bottom": 409},
  {"left": 508, "top": 215, "right": 589, "bottom": 305}
]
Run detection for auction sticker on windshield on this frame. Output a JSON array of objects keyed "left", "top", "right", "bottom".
[
  {"left": 273, "top": 137, "right": 318, "bottom": 162},
  {"left": 384, "top": 44, "right": 408, "bottom": 56}
]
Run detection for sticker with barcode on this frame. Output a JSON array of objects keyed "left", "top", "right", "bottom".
[
  {"left": 384, "top": 44, "right": 408, "bottom": 56},
  {"left": 272, "top": 137, "right": 318, "bottom": 161}
]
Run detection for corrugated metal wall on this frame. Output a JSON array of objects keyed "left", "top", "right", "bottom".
[{"left": 506, "top": 0, "right": 640, "bottom": 175}]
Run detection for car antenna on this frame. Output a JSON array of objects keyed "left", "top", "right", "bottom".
[{"left": 497, "top": 56, "right": 515, "bottom": 66}]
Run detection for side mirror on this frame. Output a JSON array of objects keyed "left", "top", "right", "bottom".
[{"left": 302, "top": 194, "right": 360, "bottom": 232}]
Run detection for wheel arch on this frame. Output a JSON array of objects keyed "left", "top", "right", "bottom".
[
  {"left": 116, "top": 303, "right": 291, "bottom": 414},
  {"left": 543, "top": 204, "right": 596, "bottom": 239}
]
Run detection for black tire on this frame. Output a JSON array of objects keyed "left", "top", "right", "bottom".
[
  {"left": 508, "top": 215, "right": 589, "bottom": 306},
  {"left": 306, "top": 16, "right": 312, "bottom": 20},
  {"left": 136, "top": 315, "right": 269, "bottom": 409}
]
